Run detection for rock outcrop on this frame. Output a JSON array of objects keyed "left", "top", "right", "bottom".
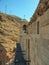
[{"left": 0, "top": 12, "right": 23, "bottom": 64}]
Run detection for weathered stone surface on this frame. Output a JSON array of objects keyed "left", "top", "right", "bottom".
[
  {"left": 28, "top": 9, "right": 49, "bottom": 65},
  {"left": 0, "top": 13, "right": 28, "bottom": 65},
  {"left": 20, "top": 0, "right": 49, "bottom": 65},
  {"left": 29, "top": 0, "right": 49, "bottom": 25}
]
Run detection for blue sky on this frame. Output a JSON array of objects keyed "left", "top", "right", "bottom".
[{"left": 0, "top": 0, "right": 40, "bottom": 21}]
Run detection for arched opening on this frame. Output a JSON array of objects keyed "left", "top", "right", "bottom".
[
  {"left": 23, "top": 25, "right": 28, "bottom": 33},
  {"left": 23, "top": 25, "right": 27, "bottom": 30}
]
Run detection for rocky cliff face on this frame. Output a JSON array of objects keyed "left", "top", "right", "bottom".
[
  {"left": 0, "top": 12, "right": 23, "bottom": 64},
  {"left": 29, "top": 0, "right": 49, "bottom": 25}
]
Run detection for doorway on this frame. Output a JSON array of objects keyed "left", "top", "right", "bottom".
[{"left": 0, "top": 61, "right": 2, "bottom": 65}]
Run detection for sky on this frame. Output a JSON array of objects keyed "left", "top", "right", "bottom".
[{"left": 0, "top": 0, "right": 40, "bottom": 21}]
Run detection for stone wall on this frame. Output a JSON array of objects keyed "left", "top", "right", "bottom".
[
  {"left": 27, "top": 9, "right": 49, "bottom": 65},
  {"left": 14, "top": 0, "right": 49, "bottom": 65},
  {"left": 20, "top": 8, "right": 49, "bottom": 65},
  {"left": 29, "top": 0, "right": 49, "bottom": 25}
]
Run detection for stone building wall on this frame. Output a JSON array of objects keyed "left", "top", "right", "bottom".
[
  {"left": 20, "top": 8, "right": 49, "bottom": 65},
  {"left": 29, "top": 0, "right": 49, "bottom": 25},
  {"left": 28, "top": 9, "right": 49, "bottom": 65}
]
